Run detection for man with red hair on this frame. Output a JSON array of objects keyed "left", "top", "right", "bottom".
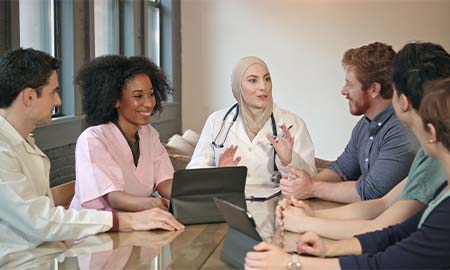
[{"left": 280, "top": 42, "right": 418, "bottom": 203}]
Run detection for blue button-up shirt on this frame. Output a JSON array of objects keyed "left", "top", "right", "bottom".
[{"left": 329, "top": 105, "right": 419, "bottom": 200}]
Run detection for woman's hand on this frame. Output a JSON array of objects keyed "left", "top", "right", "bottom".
[
  {"left": 147, "top": 197, "right": 169, "bottom": 211},
  {"left": 218, "top": 145, "right": 241, "bottom": 167},
  {"left": 275, "top": 201, "right": 286, "bottom": 227},
  {"left": 297, "top": 232, "right": 327, "bottom": 257},
  {"left": 289, "top": 196, "right": 315, "bottom": 217},
  {"left": 277, "top": 197, "right": 314, "bottom": 217},
  {"left": 106, "top": 191, "right": 169, "bottom": 212},
  {"left": 245, "top": 242, "right": 291, "bottom": 270},
  {"left": 276, "top": 196, "right": 315, "bottom": 228},
  {"left": 266, "top": 124, "right": 294, "bottom": 166},
  {"left": 119, "top": 208, "right": 185, "bottom": 231},
  {"left": 280, "top": 206, "right": 310, "bottom": 233}
]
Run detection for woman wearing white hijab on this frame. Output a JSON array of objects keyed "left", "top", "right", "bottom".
[{"left": 187, "top": 56, "right": 316, "bottom": 185}]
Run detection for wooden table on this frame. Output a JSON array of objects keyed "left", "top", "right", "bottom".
[{"left": 7, "top": 198, "right": 342, "bottom": 269}]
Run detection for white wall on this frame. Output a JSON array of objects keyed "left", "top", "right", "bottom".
[{"left": 181, "top": 0, "right": 450, "bottom": 159}]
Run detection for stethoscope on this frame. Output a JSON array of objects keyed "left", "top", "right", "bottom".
[{"left": 211, "top": 103, "right": 282, "bottom": 184}]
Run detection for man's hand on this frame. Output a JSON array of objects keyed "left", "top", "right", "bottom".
[
  {"left": 279, "top": 167, "right": 316, "bottom": 199},
  {"left": 218, "top": 145, "right": 241, "bottom": 167}
]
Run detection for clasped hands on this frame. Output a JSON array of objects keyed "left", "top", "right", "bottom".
[{"left": 275, "top": 196, "right": 328, "bottom": 258}]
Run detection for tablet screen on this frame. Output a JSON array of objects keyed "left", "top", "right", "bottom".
[{"left": 214, "top": 197, "right": 262, "bottom": 241}]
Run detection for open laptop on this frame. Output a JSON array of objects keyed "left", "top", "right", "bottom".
[
  {"left": 214, "top": 197, "right": 262, "bottom": 269},
  {"left": 169, "top": 166, "right": 247, "bottom": 225}
]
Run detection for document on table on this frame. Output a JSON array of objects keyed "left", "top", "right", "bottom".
[{"left": 245, "top": 184, "right": 281, "bottom": 200}]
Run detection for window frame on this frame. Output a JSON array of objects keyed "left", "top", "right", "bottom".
[{"left": 1, "top": 0, "right": 181, "bottom": 149}]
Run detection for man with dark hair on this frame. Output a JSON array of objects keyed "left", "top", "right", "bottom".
[
  {"left": 0, "top": 48, "right": 183, "bottom": 260},
  {"left": 0, "top": 48, "right": 60, "bottom": 108},
  {"left": 280, "top": 42, "right": 418, "bottom": 203}
]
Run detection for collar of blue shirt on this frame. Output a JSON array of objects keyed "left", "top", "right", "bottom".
[{"left": 365, "top": 104, "right": 395, "bottom": 136}]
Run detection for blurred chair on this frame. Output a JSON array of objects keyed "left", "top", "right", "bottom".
[
  {"left": 51, "top": 180, "right": 75, "bottom": 209},
  {"left": 164, "top": 129, "right": 199, "bottom": 171}
]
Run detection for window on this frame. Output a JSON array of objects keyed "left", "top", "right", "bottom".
[
  {"left": 19, "top": 0, "right": 55, "bottom": 56},
  {"left": 94, "top": 0, "right": 119, "bottom": 56},
  {"left": 19, "top": 0, "right": 61, "bottom": 115},
  {"left": 120, "top": 0, "right": 137, "bottom": 57},
  {"left": 145, "top": 0, "right": 160, "bottom": 66}
]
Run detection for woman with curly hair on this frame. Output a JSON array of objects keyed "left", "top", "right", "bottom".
[{"left": 70, "top": 55, "right": 175, "bottom": 214}]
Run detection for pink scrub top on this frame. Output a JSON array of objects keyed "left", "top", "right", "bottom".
[{"left": 70, "top": 123, "right": 174, "bottom": 211}]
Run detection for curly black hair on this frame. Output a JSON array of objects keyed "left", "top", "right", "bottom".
[
  {"left": 76, "top": 55, "right": 172, "bottom": 126},
  {"left": 0, "top": 48, "right": 60, "bottom": 108}
]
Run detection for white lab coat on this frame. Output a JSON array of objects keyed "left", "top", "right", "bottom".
[
  {"left": 0, "top": 116, "right": 112, "bottom": 261},
  {"left": 187, "top": 104, "right": 316, "bottom": 185}
]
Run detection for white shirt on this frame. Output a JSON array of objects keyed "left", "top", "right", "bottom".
[
  {"left": 187, "top": 104, "right": 316, "bottom": 185},
  {"left": 0, "top": 116, "right": 112, "bottom": 262}
]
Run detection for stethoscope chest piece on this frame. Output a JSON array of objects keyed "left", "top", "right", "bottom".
[{"left": 270, "top": 170, "right": 282, "bottom": 185}]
